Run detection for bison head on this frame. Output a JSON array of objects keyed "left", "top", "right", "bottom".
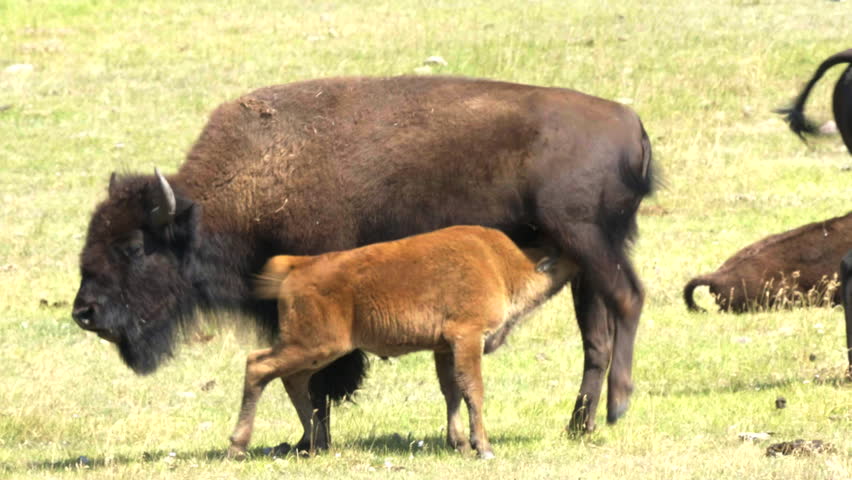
[{"left": 72, "top": 169, "right": 201, "bottom": 374}]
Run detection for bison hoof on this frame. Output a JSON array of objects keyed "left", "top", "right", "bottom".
[
  {"left": 226, "top": 446, "right": 247, "bottom": 461},
  {"left": 606, "top": 401, "right": 630, "bottom": 424}
]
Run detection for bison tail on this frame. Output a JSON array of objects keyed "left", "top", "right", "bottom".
[
  {"left": 619, "top": 120, "right": 657, "bottom": 198},
  {"left": 254, "top": 256, "right": 295, "bottom": 299},
  {"left": 776, "top": 48, "right": 852, "bottom": 141},
  {"left": 684, "top": 275, "right": 711, "bottom": 313}
]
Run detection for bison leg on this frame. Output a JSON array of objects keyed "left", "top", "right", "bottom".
[
  {"left": 841, "top": 250, "right": 852, "bottom": 377},
  {"left": 282, "top": 371, "right": 326, "bottom": 454},
  {"left": 567, "top": 275, "right": 614, "bottom": 433},
  {"left": 447, "top": 332, "right": 494, "bottom": 459},
  {"left": 434, "top": 351, "right": 470, "bottom": 452},
  {"left": 543, "top": 222, "right": 643, "bottom": 430}
]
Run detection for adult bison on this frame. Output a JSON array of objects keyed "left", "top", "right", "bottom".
[
  {"left": 778, "top": 49, "right": 852, "bottom": 375},
  {"left": 71, "top": 76, "right": 655, "bottom": 453}
]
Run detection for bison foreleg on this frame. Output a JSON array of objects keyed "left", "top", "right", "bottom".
[
  {"left": 841, "top": 250, "right": 852, "bottom": 378},
  {"left": 434, "top": 351, "right": 470, "bottom": 453}
]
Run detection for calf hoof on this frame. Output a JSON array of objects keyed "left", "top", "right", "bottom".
[{"left": 226, "top": 445, "right": 247, "bottom": 461}]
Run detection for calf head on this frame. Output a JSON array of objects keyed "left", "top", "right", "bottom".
[{"left": 72, "top": 169, "right": 201, "bottom": 374}]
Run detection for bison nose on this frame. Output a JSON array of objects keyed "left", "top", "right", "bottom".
[{"left": 72, "top": 305, "right": 95, "bottom": 329}]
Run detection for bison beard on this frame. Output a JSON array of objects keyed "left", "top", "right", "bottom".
[{"left": 73, "top": 75, "right": 655, "bottom": 453}]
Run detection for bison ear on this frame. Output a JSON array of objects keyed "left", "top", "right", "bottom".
[
  {"left": 150, "top": 167, "right": 177, "bottom": 227},
  {"left": 108, "top": 172, "right": 119, "bottom": 197}
]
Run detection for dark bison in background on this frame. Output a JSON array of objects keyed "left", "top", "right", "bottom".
[
  {"left": 778, "top": 48, "right": 852, "bottom": 375},
  {"left": 71, "top": 75, "right": 655, "bottom": 453},
  {"left": 684, "top": 211, "right": 851, "bottom": 313}
]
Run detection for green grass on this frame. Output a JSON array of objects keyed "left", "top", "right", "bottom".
[{"left": 1, "top": 0, "right": 851, "bottom": 478}]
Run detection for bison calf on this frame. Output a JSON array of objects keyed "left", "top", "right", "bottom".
[
  {"left": 684, "top": 212, "right": 852, "bottom": 313},
  {"left": 227, "top": 226, "right": 577, "bottom": 460}
]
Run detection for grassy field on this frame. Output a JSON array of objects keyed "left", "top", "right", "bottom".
[{"left": 1, "top": 0, "right": 851, "bottom": 478}]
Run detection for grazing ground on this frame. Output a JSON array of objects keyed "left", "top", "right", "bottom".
[{"left": 1, "top": 0, "right": 850, "bottom": 478}]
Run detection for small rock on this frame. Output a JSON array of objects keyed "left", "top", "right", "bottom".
[
  {"left": 177, "top": 391, "right": 197, "bottom": 399},
  {"left": 423, "top": 55, "right": 448, "bottom": 66},
  {"left": 739, "top": 432, "right": 772, "bottom": 442},
  {"left": 819, "top": 120, "right": 838, "bottom": 135},
  {"left": 4, "top": 63, "right": 34, "bottom": 74},
  {"left": 413, "top": 65, "right": 432, "bottom": 75},
  {"left": 200, "top": 379, "right": 216, "bottom": 391},
  {"left": 615, "top": 97, "right": 634, "bottom": 105},
  {"left": 775, "top": 396, "right": 786, "bottom": 409}
]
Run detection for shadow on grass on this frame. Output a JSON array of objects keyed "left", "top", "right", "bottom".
[
  {"left": 345, "top": 431, "right": 538, "bottom": 455},
  {"left": 18, "top": 432, "right": 538, "bottom": 471},
  {"left": 23, "top": 448, "right": 231, "bottom": 472},
  {"left": 645, "top": 366, "right": 850, "bottom": 398}
]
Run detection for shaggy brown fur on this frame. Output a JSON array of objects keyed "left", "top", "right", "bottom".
[
  {"left": 73, "top": 76, "right": 655, "bottom": 453},
  {"left": 226, "top": 226, "right": 577, "bottom": 459},
  {"left": 684, "top": 212, "right": 852, "bottom": 313}
]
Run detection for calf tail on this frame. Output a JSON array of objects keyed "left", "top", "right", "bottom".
[
  {"left": 254, "top": 256, "right": 296, "bottom": 299},
  {"left": 684, "top": 275, "right": 711, "bottom": 312},
  {"left": 776, "top": 48, "right": 852, "bottom": 141}
]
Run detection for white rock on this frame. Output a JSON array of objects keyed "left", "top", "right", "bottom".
[
  {"left": 4, "top": 63, "right": 34, "bottom": 74},
  {"left": 423, "top": 55, "right": 448, "bottom": 66}
]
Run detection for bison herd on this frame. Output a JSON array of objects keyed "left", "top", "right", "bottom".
[{"left": 69, "top": 49, "right": 852, "bottom": 459}]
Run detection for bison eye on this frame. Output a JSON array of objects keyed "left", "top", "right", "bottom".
[{"left": 123, "top": 243, "right": 143, "bottom": 258}]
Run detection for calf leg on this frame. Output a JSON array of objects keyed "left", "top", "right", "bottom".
[
  {"left": 567, "top": 275, "right": 614, "bottom": 433},
  {"left": 449, "top": 333, "right": 493, "bottom": 459},
  {"left": 434, "top": 351, "right": 470, "bottom": 452},
  {"left": 228, "top": 345, "right": 339, "bottom": 459}
]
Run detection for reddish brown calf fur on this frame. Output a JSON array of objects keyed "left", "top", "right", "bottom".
[
  {"left": 684, "top": 211, "right": 852, "bottom": 313},
  {"left": 227, "top": 226, "right": 577, "bottom": 459}
]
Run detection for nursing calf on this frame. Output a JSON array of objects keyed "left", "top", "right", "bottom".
[
  {"left": 227, "top": 226, "right": 577, "bottom": 459},
  {"left": 684, "top": 212, "right": 852, "bottom": 313}
]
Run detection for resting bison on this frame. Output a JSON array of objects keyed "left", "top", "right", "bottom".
[
  {"left": 230, "top": 226, "right": 577, "bottom": 459},
  {"left": 778, "top": 49, "right": 852, "bottom": 374},
  {"left": 684, "top": 211, "right": 851, "bottom": 313},
  {"left": 71, "top": 76, "right": 655, "bottom": 452}
]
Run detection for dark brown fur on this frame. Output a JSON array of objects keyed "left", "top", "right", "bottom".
[
  {"left": 684, "top": 212, "right": 852, "bottom": 313},
  {"left": 72, "top": 76, "right": 655, "bottom": 453},
  {"left": 227, "top": 226, "right": 577, "bottom": 459}
]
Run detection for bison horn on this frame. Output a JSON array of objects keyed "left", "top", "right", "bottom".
[
  {"left": 151, "top": 167, "right": 176, "bottom": 226},
  {"left": 108, "top": 172, "right": 118, "bottom": 197}
]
